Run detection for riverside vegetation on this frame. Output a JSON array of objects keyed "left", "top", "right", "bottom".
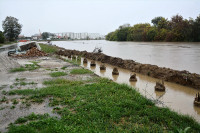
[
  {"left": 1, "top": 44, "right": 200, "bottom": 133},
  {"left": 106, "top": 14, "right": 200, "bottom": 42}
]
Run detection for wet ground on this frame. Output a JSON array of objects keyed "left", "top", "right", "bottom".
[
  {"left": 60, "top": 56, "right": 200, "bottom": 123},
  {"left": 0, "top": 53, "right": 96, "bottom": 132}
]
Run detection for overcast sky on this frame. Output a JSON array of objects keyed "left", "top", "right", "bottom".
[{"left": 0, "top": 0, "right": 199, "bottom": 36}]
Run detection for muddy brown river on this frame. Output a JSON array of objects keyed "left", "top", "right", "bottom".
[
  {"left": 53, "top": 40, "right": 200, "bottom": 74},
  {"left": 56, "top": 40, "right": 200, "bottom": 122}
]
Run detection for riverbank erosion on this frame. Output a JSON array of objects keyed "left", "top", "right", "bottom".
[
  {"left": 0, "top": 44, "right": 200, "bottom": 132},
  {"left": 56, "top": 49, "right": 200, "bottom": 90}
]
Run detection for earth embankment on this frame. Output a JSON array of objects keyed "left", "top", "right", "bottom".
[{"left": 57, "top": 49, "right": 200, "bottom": 89}]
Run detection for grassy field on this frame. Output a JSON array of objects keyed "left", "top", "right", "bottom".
[
  {"left": 10, "top": 62, "right": 40, "bottom": 72},
  {"left": 0, "top": 41, "right": 17, "bottom": 47},
  {"left": 50, "top": 72, "right": 67, "bottom": 77},
  {"left": 70, "top": 68, "right": 93, "bottom": 74},
  {"left": 39, "top": 43, "right": 58, "bottom": 54},
  {"left": 7, "top": 76, "right": 200, "bottom": 133}
]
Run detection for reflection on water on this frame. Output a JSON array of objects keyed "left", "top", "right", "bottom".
[
  {"left": 90, "top": 66, "right": 96, "bottom": 70},
  {"left": 112, "top": 75, "right": 119, "bottom": 81},
  {"left": 54, "top": 40, "right": 200, "bottom": 74},
  {"left": 83, "top": 63, "right": 87, "bottom": 67},
  {"left": 63, "top": 56, "right": 200, "bottom": 123},
  {"left": 100, "top": 70, "right": 106, "bottom": 75}
]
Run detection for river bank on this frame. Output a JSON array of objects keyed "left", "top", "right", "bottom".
[
  {"left": 0, "top": 44, "right": 200, "bottom": 132},
  {"left": 56, "top": 48, "right": 200, "bottom": 90}
]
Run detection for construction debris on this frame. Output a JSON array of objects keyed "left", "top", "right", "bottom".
[
  {"left": 194, "top": 92, "right": 200, "bottom": 107},
  {"left": 129, "top": 73, "right": 137, "bottom": 82},
  {"left": 83, "top": 58, "right": 87, "bottom": 64},
  {"left": 17, "top": 42, "right": 41, "bottom": 51},
  {"left": 112, "top": 67, "right": 119, "bottom": 75},
  {"left": 12, "top": 47, "right": 47, "bottom": 58},
  {"left": 100, "top": 64, "right": 106, "bottom": 70},
  {"left": 56, "top": 49, "right": 200, "bottom": 90},
  {"left": 155, "top": 80, "right": 166, "bottom": 91},
  {"left": 93, "top": 47, "right": 102, "bottom": 53},
  {"left": 90, "top": 61, "right": 96, "bottom": 66},
  {"left": 72, "top": 55, "right": 76, "bottom": 60}
]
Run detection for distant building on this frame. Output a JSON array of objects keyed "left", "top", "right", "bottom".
[
  {"left": 18, "top": 35, "right": 25, "bottom": 39},
  {"left": 52, "top": 32, "right": 105, "bottom": 40},
  {"left": 32, "top": 32, "right": 105, "bottom": 40},
  {"left": 31, "top": 34, "right": 41, "bottom": 40}
]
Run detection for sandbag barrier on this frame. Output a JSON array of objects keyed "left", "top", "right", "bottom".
[{"left": 56, "top": 49, "right": 200, "bottom": 90}]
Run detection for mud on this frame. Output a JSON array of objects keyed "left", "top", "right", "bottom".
[
  {"left": 12, "top": 47, "right": 47, "bottom": 58},
  {"left": 129, "top": 74, "right": 137, "bottom": 82},
  {"left": 56, "top": 49, "right": 200, "bottom": 89},
  {"left": 194, "top": 93, "right": 200, "bottom": 107},
  {"left": 0, "top": 52, "right": 20, "bottom": 72},
  {"left": 0, "top": 54, "right": 96, "bottom": 132}
]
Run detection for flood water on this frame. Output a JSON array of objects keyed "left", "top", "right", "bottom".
[
  {"left": 53, "top": 40, "right": 200, "bottom": 74},
  {"left": 79, "top": 58, "right": 200, "bottom": 123},
  {"left": 56, "top": 40, "right": 200, "bottom": 123}
]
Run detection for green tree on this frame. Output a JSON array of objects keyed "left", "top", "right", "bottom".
[
  {"left": 168, "top": 15, "right": 189, "bottom": 41},
  {"left": 152, "top": 17, "right": 165, "bottom": 27},
  {"left": 147, "top": 27, "right": 157, "bottom": 41},
  {"left": 127, "top": 23, "right": 151, "bottom": 41},
  {"left": 105, "top": 32, "right": 113, "bottom": 40},
  {"left": 157, "top": 18, "right": 169, "bottom": 29},
  {"left": 193, "top": 15, "right": 200, "bottom": 41},
  {"left": 42, "top": 32, "right": 50, "bottom": 40},
  {"left": 2, "top": 16, "right": 22, "bottom": 41},
  {"left": 106, "top": 14, "right": 199, "bottom": 42},
  {"left": 116, "top": 27, "right": 130, "bottom": 41},
  {"left": 0, "top": 31, "right": 5, "bottom": 43},
  {"left": 154, "top": 28, "right": 169, "bottom": 41},
  {"left": 109, "top": 31, "right": 118, "bottom": 41}
]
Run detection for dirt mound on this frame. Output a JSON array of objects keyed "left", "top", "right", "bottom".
[
  {"left": 13, "top": 47, "right": 47, "bottom": 58},
  {"left": 56, "top": 49, "right": 200, "bottom": 89}
]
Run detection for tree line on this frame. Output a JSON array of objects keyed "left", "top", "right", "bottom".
[{"left": 106, "top": 14, "right": 200, "bottom": 42}]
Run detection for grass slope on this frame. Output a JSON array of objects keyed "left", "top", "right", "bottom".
[
  {"left": 7, "top": 77, "right": 200, "bottom": 133},
  {"left": 39, "top": 43, "right": 58, "bottom": 54},
  {"left": 70, "top": 68, "right": 93, "bottom": 74},
  {"left": 50, "top": 72, "right": 67, "bottom": 77},
  {"left": 10, "top": 62, "right": 40, "bottom": 72}
]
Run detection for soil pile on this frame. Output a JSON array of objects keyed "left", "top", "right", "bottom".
[
  {"left": 13, "top": 47, "right": 47, "bottom": 58},
  {"left": 56, "top": 49, "right": 200, "bottom": 89}
]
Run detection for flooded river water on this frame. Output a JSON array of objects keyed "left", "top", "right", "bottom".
[
  {"left": 55, "top": 40, "right": 200, "bottom": 122},
  {"left": 53, "top": 40, "right": 200, "bottom": 74}
]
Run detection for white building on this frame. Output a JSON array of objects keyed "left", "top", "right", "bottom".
[{"left": 52, "top": 32, "right": 104, "bottom": 40}]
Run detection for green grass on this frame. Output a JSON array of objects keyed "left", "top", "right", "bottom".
[
  {"left": 39, "top": 43, "right": 58, "bottom": 54},
  {"left": 70, "top": 68, "right": 93, "bottom": 74},
  {"left": 10, "top": 67, "right": 26, "bottom": 72},
  {"left": 65, "top": 59, "right": 80, "bottom": 66},
  {"left": 0, "top": 85, "right": 7, "bottom": 90},
  {"left": 50, "top": 72, "right": 67, "bottom": 77},
  {"left": 10, "top": 62, "right": 40, "bottom": 72},
  {"left": 61, "top": 66, "right": 67, "bottom": 70},
  {"left": 12, "top": 99, "right": 19, "bottom": 105},
  {"left": 14, "top": 113, "right": 50, "bottom": 124},
  {"left": 6, "top": 78, "right": 200, "bottom": 133},
  {"left": 0, "top": 96, "right": 8, "bottom": 103},
  {"left": 16, "top": 78, "right": 26, "bottom": 82},
  {"left": 13, "top": 79, "right": 37, "bottom": 86},
  {"left": 10, "top": 106, "right": 15, "bottom": 109},
  {"left": 0, "top": 41, "right": 17, "bottom": 47}
]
